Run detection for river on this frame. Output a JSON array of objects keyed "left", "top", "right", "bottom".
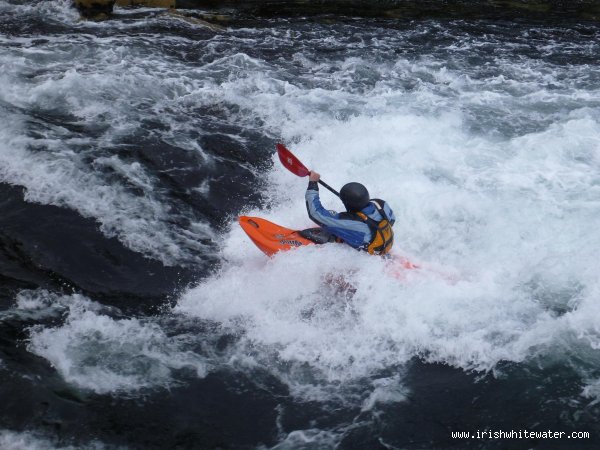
[{"left": 1, "top": 1, "right": 600, "bottom": 448}]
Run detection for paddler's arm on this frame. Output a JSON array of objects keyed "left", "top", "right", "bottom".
[
  {"left": 305, "top": 171, "right": 338, "bottom": 227},
  {"left": 305, "top": 171, "right": 372, "bottom": 248}
]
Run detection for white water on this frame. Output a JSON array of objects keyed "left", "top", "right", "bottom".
[
  {"left": 175, "top": 31, "right": 600, "bottom": 405},
  {"left": 176, "top": 110, "right": 600, "bottom": 397},
  {"left": 2, "top": 0, "right": 599, "bottom": 417},
  {"left": 0, "top": 21, "right": 220, "bottom": 265},
  {"left": 0, "top": 429, "right": 110, "bottom": 450},
  {"left": 21, "top": 290, "right": 208, "bottom": 394}
]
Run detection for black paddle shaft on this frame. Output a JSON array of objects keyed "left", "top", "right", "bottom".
[{"left": 319, "top": 180, "right": 340, "bottom": 197}]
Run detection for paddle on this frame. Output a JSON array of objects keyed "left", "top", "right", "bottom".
[{"left": 276, "top": 143, "right": 340, "bottom": 197}]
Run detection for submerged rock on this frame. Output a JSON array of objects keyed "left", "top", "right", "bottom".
[
  {"left": 73, "top": 0, "right": 116, "bottom": 19},
  {"left": 72, "top": 0, "right": 600, "bottom": 21},
  {"left": 116, "top": 0, "right": 176, "bottom": 7},
  {"left": 232, "top": 0, "right": 600, "bottom": 20}
]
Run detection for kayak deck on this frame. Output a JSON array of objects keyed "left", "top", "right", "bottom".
[{"left": 239, "top": 216, "right": 316, "bottom": 256}]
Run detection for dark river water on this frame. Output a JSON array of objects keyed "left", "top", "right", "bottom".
[{"left": 1, "top": 1, "right": 600, "bottom": 448}]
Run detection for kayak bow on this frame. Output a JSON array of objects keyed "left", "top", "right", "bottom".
[{"left": 239, "top": 216, "right": 315, "bottom": 256}]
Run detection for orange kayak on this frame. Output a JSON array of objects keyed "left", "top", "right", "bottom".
[
  {"left": 239, "top": 216, "right": 316, "bottom": 256},
  {"left": 238, "top": 216, "right": 419, "bottom": 271}
]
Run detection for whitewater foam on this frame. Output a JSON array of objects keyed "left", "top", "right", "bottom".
[
  {"left": 0, "top": 33, "right": 217, "bottom": 265},
  {"left": 2, "top": 2, "right": 599, "bottom": 416},
  {"left": 0, "top": 429, "right": 111, "bottom": 450},
  {"left": 176, "top": 70, "right": 600, "bottom": 404},
  {"left": 24, "top": 290, "right": 208, "bottom": 394},
  {"left": 265, "top": 429, "right": 340, "bottom": 450}
]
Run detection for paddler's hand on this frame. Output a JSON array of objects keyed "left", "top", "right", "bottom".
[{"left": 309, "top": 171, "right": 320, "bottom": 182}]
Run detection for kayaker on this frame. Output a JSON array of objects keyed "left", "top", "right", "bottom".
[{"left": 304, "top": 170, "right": 395, "bottom": 255}]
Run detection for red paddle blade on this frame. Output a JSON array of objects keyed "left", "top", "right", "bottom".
[{"left": 276, "top": 143, "right": 310, "bottom": 177}]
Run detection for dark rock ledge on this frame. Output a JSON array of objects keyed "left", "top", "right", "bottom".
[{"left": 75, "top": 0, "right": 600, "bottom": 23}]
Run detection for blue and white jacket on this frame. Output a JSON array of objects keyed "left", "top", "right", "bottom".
[{"left": 305, "top": 181, "right": 395, "bottom": 250}]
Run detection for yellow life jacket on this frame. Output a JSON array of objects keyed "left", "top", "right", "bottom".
[{"left": 355, "top": 200, "right": 394, "bottom": 256}]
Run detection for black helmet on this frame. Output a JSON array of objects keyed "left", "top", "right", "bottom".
[{"left": 340, "top": 182, "right": 370, "bottom": 212}]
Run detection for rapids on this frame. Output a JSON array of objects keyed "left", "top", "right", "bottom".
[{"left": 1, "top": 0, "right": 599, "bottom": 448}]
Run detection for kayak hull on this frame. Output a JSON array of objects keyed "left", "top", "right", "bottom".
[{"left": 239, "top": 216, "right": 316, "bottom": 256}]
